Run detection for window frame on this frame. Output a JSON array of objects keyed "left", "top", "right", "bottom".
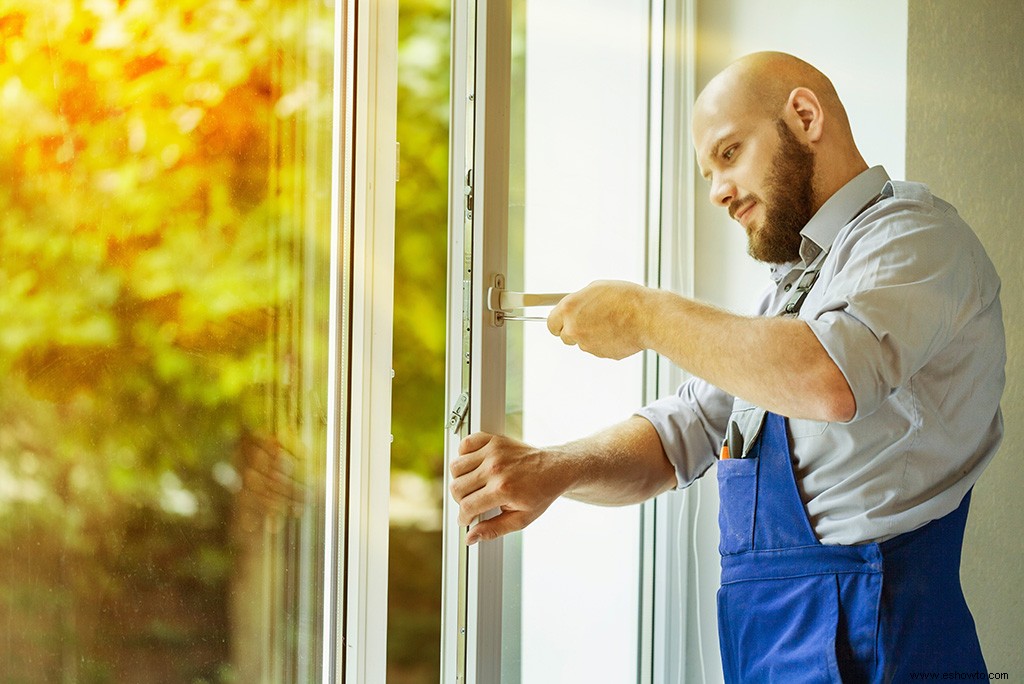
[
  {"left": 649, "top": 1, "right": 704, "bottom": 682},
  {"left": 441, "top": 1, "right": 513, "bottom": 681},
  {"left": 440, "top": 0, "right": 702, "bottom": 681},
  {"left": 324, "top": 0, "right": 398, "bottom": 681}
]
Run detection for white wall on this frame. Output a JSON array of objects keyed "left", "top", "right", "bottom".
[
  {"left": 686, "top": 2, "right": 909, "bottom": 680},
  {"left": 906, "top": 0, "right": 1024, "bottom": 672}
]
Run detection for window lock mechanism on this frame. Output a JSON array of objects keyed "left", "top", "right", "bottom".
[{"left": 486, "top": 274, "right": 567, "bottom": 327}]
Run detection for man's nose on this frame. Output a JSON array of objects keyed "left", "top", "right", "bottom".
[{"left": 709, "top": 175, "right": 736, "bottom": 207}]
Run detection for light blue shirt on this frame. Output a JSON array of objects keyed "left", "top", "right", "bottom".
[{"left": 638, "top": 166, "right": 1006, "bottom": 544}]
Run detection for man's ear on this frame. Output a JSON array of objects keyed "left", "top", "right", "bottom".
[{"left": 786, "top": 87, "right": 824, "bottom": 142}]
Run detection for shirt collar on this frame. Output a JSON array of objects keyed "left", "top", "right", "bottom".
[{"left": 769, "top": 165, "right": 891, "bottom": 281}]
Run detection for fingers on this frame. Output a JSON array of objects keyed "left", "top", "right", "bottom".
[
  {"left": 546, "top": 306, "right": 564, "bottom": 337},
  {"left": 459, "top": 431, "right": 492, "bottom": 456},
  {"left": 449, "top": 440, "right": 510, "bottom": 524},
  {"left": 450, "top": 432, "right": 492, "bottom": 488},
  {"left": 448, "top": 432, "right": 495, "bottom": 520},
  {"left": 449, "top": 454, "right": 482, "bottom": 482},
  {"left": 449, "top": 432, "right": 491, "bottom": 482},
  {"left": 453, "top": 483, "right": 503, "bottom": 526},
  {"left": 547, "top": 304, "right": 579, "bottom": 347},
  {"left": 466, "top": 509, "right": 534, "bottom": 546},
  {"left": 547, "top": 290, "right": 581, "bottom": 339},
  {"left": 449, "top": 466, "right": 491, "bottom": 514}
]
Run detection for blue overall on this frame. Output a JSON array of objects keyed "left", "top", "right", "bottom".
[{"left": 716, "top": 412, "right": 987, "bottom": 682}]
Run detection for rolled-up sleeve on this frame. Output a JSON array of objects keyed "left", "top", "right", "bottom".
[
  {"left": 804, "top": 197, "right": 999, "bottom": 421},
  {"left": 635, "top": 376, "right": 732, "bottom": 488}
]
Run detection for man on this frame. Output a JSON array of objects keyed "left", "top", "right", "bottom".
[{"left": 448, "top": 52, "right": 1005, "bottom": 681}]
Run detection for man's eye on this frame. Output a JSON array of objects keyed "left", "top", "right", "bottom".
[{"left": 723, "top": 145, "right": 737, "bottom": 161}]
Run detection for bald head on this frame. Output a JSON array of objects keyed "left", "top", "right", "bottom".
[
  {"left": 696, "top": 52, "right": 856, "bottom": 145},
  {"left": 694, "top": 52, "right": 854, "bottom": 141}
]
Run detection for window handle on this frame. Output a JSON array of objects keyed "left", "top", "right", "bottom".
[
  {"left": 491, "top": 290, "right": 567, "bottom": 310},
  {"left": 486, "top": 277, "right": 567, "bottom": 324}
]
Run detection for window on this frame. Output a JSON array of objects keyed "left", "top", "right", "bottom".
[
  {"left": 441, "top": 0, "right": 694, "bottom": 681},
  {"left": 0, "top": 2, "right": 398, "bottom": 681},
  {"left": 6, "top": 0, "right": 890, "bottom": 681}
]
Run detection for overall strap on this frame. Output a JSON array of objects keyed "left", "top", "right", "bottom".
[
  {"left": 779, "top": 232, "right": 833, "bottom": 318},
  {"left": 781, "top": 264, "right": 824, "bottom": 317},
  {"left": 780, "top": 192, "right": 884, "bottom": 318}
]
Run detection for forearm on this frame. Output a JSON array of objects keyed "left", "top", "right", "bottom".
[
  {"left": 555, "top": 415, "right": 676, "bottom": 506},
  {"left": 548, "top": 280, "right": 854, "bottom": 421},
  {"left": 640, "top": 289, "right": 855, "bottom": 422},
  {"left": 450, "top": 417, "right": 676, "bottom": 544}
]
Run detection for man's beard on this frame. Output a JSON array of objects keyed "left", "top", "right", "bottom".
[{"left": 745, "top": 120, "right": 816, "bottom": 264}]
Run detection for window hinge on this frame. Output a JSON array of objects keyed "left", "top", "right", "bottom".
[{"left": 448, "top": 392, "right": 470, "bottom": 434}]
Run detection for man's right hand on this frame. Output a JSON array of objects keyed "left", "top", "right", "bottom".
[{"left": 448, "top": 432, "right": 577, "bottom": 545}]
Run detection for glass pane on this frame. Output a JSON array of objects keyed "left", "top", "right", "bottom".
[
  {"left": 504, "top": 0, "right": 651, "bottom": 680},
  {"left": 389, "top": 0, "right": 451, "bottom": 682},
  {"left": 0, "top": 2, "right": 335, "bottom": 682}
]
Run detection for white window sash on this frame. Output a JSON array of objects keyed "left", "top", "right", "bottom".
[
  {"left": 323, "top": 0, "right": 398, "bottom": 681},
  {"left": 440, "top": 0, "right": 704, "bottom": 682},
  {"left": 441, "top": 1, "right": 514, "bottom": 682}
]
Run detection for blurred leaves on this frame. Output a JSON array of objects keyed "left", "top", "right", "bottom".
[
  {"left": 392, "top": 0, "right": 450, "bottom": 481},
  {"left": 0, "top": 0, "right": 328, "bottom": 514}
]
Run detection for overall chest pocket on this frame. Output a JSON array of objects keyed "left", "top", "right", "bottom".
[
  {"left": 717, "top": 399, "right": 768, "bottom": 555},
  {"left": 716, "top": 456, "right": 758, "bottom": 555}
]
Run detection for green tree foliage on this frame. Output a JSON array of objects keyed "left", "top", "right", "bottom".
[
  {"left": 392, "top": 0, "right": 450, "bottom": 482},
  {"left": 1, "top": 0, "right": 289, "bottom": 499}
]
